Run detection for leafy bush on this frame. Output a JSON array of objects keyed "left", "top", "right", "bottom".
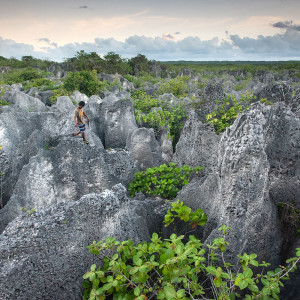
[
  {"left": 2, "top": 68, "right": 43, "bottom": 85},
  {"left": 131, "top": 91, "right": 162, "bottom": 114},
  {"left": 22, "top": 77, "right": 59, "bottom": 91},
  {"left": 63, "top": 70, "right": 105, "bottom": 96},
  {"left": 156, "top": 77, "right": 190, "bottom": 97},
  {"left": 83, "top": 201, "right": 300, "bottom": 300},
  {"left": 128, "top": 163, "right": 203, "bottom": 199},
  {"left": 49, "top": 86, "right": 70, "bottom": 104},
  {"left": 206, "top": 92, "right": 254, "bottom": 134}
]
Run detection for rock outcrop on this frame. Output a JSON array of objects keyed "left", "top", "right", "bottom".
[
  {"left": 0, "top": 184, "right": 165, "bottom": 300},
  {"left": 173, "top": 111, "right": 220, "bottom": 174},
  {"left": 176, "top": 102, "right": 300, "bottom": 266}
]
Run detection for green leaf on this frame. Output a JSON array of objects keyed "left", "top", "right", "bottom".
[
  {"left": 164, "top": 284, "right": 177, "bottom": 300},
  {"left": 134, "top": 286, "right": 141, "bottom": 296}
]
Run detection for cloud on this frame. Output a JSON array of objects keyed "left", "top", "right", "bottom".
[
  {"left": 1, "top": 22, "right": 300, "bottom": 62},
  {"left": 174, "top": 32, "right": 181, "bottom": 35},
  {"left": 37, "top": 37, "right": 57, "bottom": 48},
  {"left": 0, "top": 37, "right": 37, "bottom": 58},
  {"left": 272, "top": 20, "right": 300, "bottom": 31},
  {"left": 162, "top": 33, "right": 175, "bottom": 40},
  {"left": 79, "top": 6, "right": 88, "bottom": 9}
]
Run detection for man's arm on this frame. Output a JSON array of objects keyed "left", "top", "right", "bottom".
[
  {"left": 83, "top": 111, "right": 90, "bottom": 121},
  {"left": 74, "top": 115, "right": 78, "bottom": 127}
]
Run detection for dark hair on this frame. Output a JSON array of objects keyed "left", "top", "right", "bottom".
[{"left": 78, "top": 101, "right": 85, "bottom": 107}]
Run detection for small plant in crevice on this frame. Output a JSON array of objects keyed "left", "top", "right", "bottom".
[
  {"left": 128, "top": 163, "right": 204, "bottom": 199},
  {"left": 20, "top": 207, "right": 36, "bottom": 216}
]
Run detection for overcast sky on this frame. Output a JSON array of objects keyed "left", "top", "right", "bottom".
[{"left": 0, "top": 0, "right": 299, "bottom": 61}]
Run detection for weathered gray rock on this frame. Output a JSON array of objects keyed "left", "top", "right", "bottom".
[
  {"left": 196, "top": 82, "right": 226, "bottom": 122},
  {"left": 254, "top": 83, "right": 294, "bottom": 107},
  {"left": 0, "top": 184, "right": 165, "bottom": 300},
  {"left": 3, "top": 90, "right": 45, "bottom": 111},
  {"left": 39, "top": 90, "right": 54, "bottom": 106},
  {"left": 71, "top": 91, "right": 89, "bottom": 105},
  {"left": 53, "top": 96, "right": 75, "bottom": 112},
  {"left": 99, "top": 98, "right": 138, "bottom": 148},
  {"left": 0, "top": 135, "right": 118, "bottom": 233},
  {"left": 104, "top": 148, "right": 138, "bottom": 184},
  {"left": 157, "top": 128, "right": 173, "bottom": 163},
  {"left": 176, "top": 102, "right": 300, "bottom": 266},
  {"left": 126, "top": 127, "right": 164, "bottom": 170},
  {"left": 173, "top": 111, "right": 220, "bottom": 173}
]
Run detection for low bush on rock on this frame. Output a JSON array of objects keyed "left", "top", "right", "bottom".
[
  {"left": 83, "top": 201, "right": 300, "bottom": 300},
  {"left": 132, "top": 91, "right": 187, "bottom": 147},
  {"left": 128, "top": 163, "right": 203, "bottom": 199},
  {"left": 206, "top": 92, "right": 254, "bottom": 134}
]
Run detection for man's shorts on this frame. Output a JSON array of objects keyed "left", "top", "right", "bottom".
[{"left": 78, "top": 124, "right": 86, "bottom": 133}]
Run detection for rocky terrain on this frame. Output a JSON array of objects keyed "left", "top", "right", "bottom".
[{"left": 0, "top": 68, "right": 299, "bottom": 299}]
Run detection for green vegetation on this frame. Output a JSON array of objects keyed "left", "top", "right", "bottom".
[
  {"left": 83, "top": 200, "right": 300, "bottom": 300},
  {"left": 156, "top": 76, "right": 190, "bottom": 97},
  {"left": 0, "top": 83, "right": 9, "bottom": 106},
  {"left": 206, "top": 92, "right": 255, "bottom": 134},
  {"left": 132, "top": 91, "right": 187, "bottom": 147},
  {"left": 63, "top": 70, "right": 106, "bottom": 97},
  {"left": 128, "top": 163, "right": 203, "bottom": 199}
]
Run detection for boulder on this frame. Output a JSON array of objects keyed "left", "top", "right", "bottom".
[
  {"left": 53, "top": 96, "right": 75, "bottom": 112},
  {"left": 126, "top": 127, "right": 164, "bottom": 171},
  {"left": 176, "top": 102, "right": 300, "bottom": 266},
  {"left": 0, "top": 184, "right": 165, "bottom": 300}
]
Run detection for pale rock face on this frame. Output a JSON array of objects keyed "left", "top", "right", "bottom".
[
  {"left": 126, "top": 127, "right": 164, "bottom": 170},
  {"left": 173, "top": 110, "right": 220, "bottom": 174},
  {"left": 99, "top": 98, "right": 138, "bottom": 148}
]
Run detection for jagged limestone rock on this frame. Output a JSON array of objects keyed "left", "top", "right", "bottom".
[
  {"left": 173, "top": 111, "right": 220, "bottom": 174},
  {"left": 126, "top": 127, "right": 164, "bottom": 171},
  {"left": 176, "top": 102, "right": 300, "bottom": 266},
  {"left": 0, "top": 184, "right": 165, "bottom": 300}
]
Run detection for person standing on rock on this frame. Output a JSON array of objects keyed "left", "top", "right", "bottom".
[{"left": 73, "top": 101, "right": 90, "bottom": 144}]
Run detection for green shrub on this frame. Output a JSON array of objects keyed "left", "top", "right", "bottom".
[
  {"left": 49, "top": 86, "right": 70, "bottom": 104},
  {"left": 63, "top": 70, "right": 105, "bottom": 96},
  {"left": 131, "top": 91, "right": 162, "bottom": 114},
  {"left": 2, "top": 68, "right": 42, "bottom": 85},
  {"left": 206, "top": 92, "right": 254, "bottom": 134},
  {"left": 156, "top": 77, "right": 190, "bottom": 97},
  {"left": 83, "top": 201, "right": 300, "bottom": 300},
  {"left": 128, "top": 163, "right": 203, "bottom": 199},
  {"left": 22, "top": 77, "right": 59, "bottom": 91},
  {"left": 0, "top": 83, "right": 9, "bottom": 106}
]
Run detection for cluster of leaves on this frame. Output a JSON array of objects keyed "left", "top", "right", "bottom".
[
  {"left": 132, "top": 91, "right": 187, "bottom": 147},
  {"left": 156, "top": 76, "right": 190, "bottom": 97},
  {"left": 83, "top": 201, "right": 300, "bottom": 300},
  {"left": 128, "top": 163, "right": 203, "bottom": 199},
  {"left": 206, "top": 92, "right": 255, "bottom": 134},
  {"left": 63, "top": 70, "right": 106, "bottom": 97},
  {"left": 22, "top": 77, "right": 59, "bottom": 91},
  {"left": 1, "top": 68, "right": 45, "bottom": 85},
  {"left": 0, "top": 83, "right": 10, "bottom": 106}
]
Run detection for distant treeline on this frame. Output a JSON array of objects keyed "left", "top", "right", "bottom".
[{"left": 0, "top": 51, "right": 299, "bottom": 77}]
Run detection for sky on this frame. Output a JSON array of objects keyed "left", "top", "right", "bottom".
[{"left": 0, "top": 0, "right": 300, "bottom": 61}]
